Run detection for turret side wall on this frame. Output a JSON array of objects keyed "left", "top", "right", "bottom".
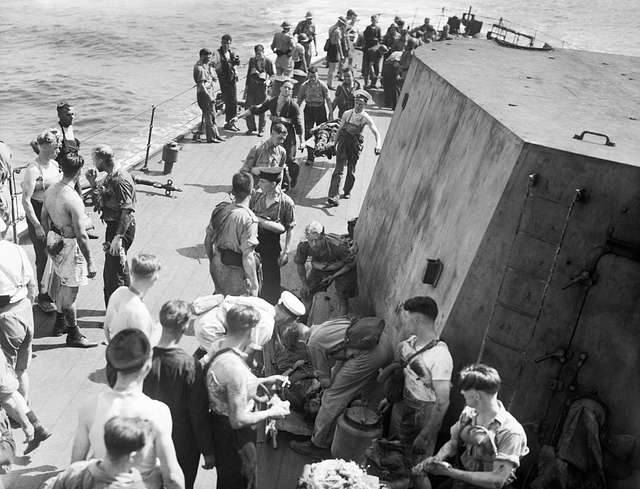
[{"left": 355, "top": 56, "right": 523, "bottom": 339}]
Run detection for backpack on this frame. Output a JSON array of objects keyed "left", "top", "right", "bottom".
[{"left": 327, "top": 317, "right": 385, "bottom": 360}]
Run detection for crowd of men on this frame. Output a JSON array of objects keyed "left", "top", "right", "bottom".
[{"left": 0, "top": 9, "right": 530, "bottom": 489}]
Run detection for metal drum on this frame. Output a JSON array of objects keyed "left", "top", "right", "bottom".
[
  {"left": 162, "top": 141, "right": 180, "bottom": 174},
  {"left": 331, "top": 405, "right": 382, "bottom": 464}
]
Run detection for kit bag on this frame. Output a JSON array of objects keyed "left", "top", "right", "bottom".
[{"left": 328, "top": 316, "right": 385, "bottom": 360}]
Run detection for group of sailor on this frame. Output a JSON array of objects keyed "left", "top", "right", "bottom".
[{"left": 0, "top": 8, "right": 530, "bottom": 489}]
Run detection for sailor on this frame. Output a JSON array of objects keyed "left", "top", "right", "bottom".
[
  {"left": 244, "top": 44, "right": 274, "bottom": 137},
  {"left": 234, "top": 79, "right": 305, "bottom": 188},
  {"left": 56, "top": 102, "right": 80, "bottom": 164},
  {"left": 333, "top": 67, "right": 361, "bottom": 117},
  {"left": 239, "top": 123, "right": 288, "bottom": 179},
  {"left": 297, "top": 66, "right": 333, "bottom": 166},
  {"left": 193, "top": 290, "right": 306, "bottom": 362},
  {"left": 293, "top": 11, "right": 317, "bottom": 68},
  {"left": 414, "top": 364, "right": 529, "bottom": 489},
  {"left": 326, "top": 17, "right": 347, "bottom": 90},
  {"left": 142, "top": 300, "right": 215, "bottom": 489},
  {"left": 0, "top": 210, "right": 52, "bottom": 455},
  {"left": 204, "top": 172, "right": 260, "bottom": 297},
  {"left": 21, "top": 129, "right": 62, "bottom": 313},
  {"left": 193, "top": 47, "right": 224, "bottom": 143},
  {"left": 382, "top": 47, "right": 403, "bottom": 108},
  {"left": 361, "top": 15, "right": 382, "bottom": 87},
  {"left": 378, "top": 297, "right": 453, "bottom": 489},
  {"left": 294, "top": 221, "right": 357, "bottom": 314},
  {"left": 41, "top": 153, "right": 97, "bottom": 347},
  {"left": 327, "top": 90, "right": 382, "bottom": 206},
  {"left": 86, "top": 144, "right": 137, "bottom": 307},
  {"left": 204, "top": 305, "right": 291, "bottom": 489},
  {"left": 71, "top": 329, "right": 184, "bottom": 489},
  {"left": 212, "top": 34, "right": 241, "bottom": 132},
  {"left": 289, "top": 316, "right": 394, "bottom": 458},
  {"left": 271, "top": 21, "right": 296, "bottom": 77},
  {"left": 249, "top": 166, "right": 295, "bottom": 305}
]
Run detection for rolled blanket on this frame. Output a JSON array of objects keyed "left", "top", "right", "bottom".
[{"left": 46, "top": 230, "right": 88, "bottom": 287}]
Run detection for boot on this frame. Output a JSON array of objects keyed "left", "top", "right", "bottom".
[{"left": 23, "top": 411, "right": 51, "bottom": 455}]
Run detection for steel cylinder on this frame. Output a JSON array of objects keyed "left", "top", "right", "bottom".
[{"left": 162, "top": 142, "right": 180, "bottom": 174}]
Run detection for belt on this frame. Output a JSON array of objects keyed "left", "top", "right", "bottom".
[{"left": 306, "top": 103, "right": 324, "bottom": 108}]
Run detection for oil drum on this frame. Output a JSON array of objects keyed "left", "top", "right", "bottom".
[
  {"left": 331, "top": 405, "right": 382, "bottom": 464},
  {"left": 162, "top": 141, "right": 180, "bottom": 174}
]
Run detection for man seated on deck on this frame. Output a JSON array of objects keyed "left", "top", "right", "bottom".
[
  {"left": 289, "top": 316, "right": 394, "bottom": 458},
  {"left": 204, "top": 172, "right": 261, "bottom": 297},
  {"left": 41, "top": 153, "right": 98, "bottom": 348},
  {"left": 72, "top": 329, "right": 184, "bottom": 489},
  {"left": 413, "top": 364, "right": 529, "bottom": 489},
  {"left": 295, "top": 221, "right": 357, "bottom": 315},
  {"left": 42, "top": 415, "right": 148, "bottom": 489}
]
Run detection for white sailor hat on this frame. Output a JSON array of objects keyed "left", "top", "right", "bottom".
[
  {"left": 279, "top": 291, "right": 306, "bottom": 317},
  {"left": 354, "top": 89, "right": 372, "bottom": 103}
]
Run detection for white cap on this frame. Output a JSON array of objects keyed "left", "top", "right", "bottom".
[{"left": 279, "top": 291, "right": 306, "bottom": 317}]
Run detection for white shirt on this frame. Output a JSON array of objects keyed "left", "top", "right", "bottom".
[
  {"left": 104, "top": 286, "right": 160, "bottom": 346},
  {"left": 0, "top": 241, "right": 33, "bottom": 303},
  {"left": 193, "top": 295, "right": 275, "bottom": 352}
]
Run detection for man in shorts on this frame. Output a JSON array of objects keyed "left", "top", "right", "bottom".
[{"left": 41, "top": 153, "right": 97, "bottom": 347}]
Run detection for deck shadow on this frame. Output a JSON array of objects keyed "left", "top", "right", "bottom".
[
  {"left": 176, "top": 244, "right": 208, "bottom": 261},
  {"left": 32, "top": 343, "right": 67, "bottom": 353},
  {"left": 134, "top": 189, "right": 179, "bottom": 199},
  {"left": 1, "top": 465, "right": 59, "bottom": 489},
  {"left": 183, "top": 183, "right": 231, "bottom": 195}
]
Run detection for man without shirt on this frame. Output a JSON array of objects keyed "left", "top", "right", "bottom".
[
  {"left": 72, "top": 329, "right": 184, "bottom": 489},
  {"left": 41, "top": 153, "right": 97, "bottom": 348},
  {"left": 43, "top": 415, "right": 148, "bottom": 489}
]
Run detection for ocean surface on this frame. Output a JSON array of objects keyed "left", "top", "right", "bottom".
[{"left": 2, "top": 0, "right": 639, "bottom": 168}]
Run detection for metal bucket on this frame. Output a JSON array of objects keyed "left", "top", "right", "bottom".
[{"left": 331, "top": 405, "right": 382, "bottom": 464}]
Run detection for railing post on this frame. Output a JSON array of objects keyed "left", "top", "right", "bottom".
[{"left": 142, "top": 105, "right": 156, "bottom": 171}]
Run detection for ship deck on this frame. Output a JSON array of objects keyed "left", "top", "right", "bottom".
[{"left": 4, "top": 61, "right": 393, "bottom": 489}]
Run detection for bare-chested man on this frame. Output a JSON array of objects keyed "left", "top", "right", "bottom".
[{"left": 41, "top": 153, "right": 98, "bottom": 347}]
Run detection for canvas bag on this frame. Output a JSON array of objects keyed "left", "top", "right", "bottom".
[{"left": 327, "top": 316, "right": 385, "bottom": 360}]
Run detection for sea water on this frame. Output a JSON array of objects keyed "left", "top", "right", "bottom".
[{"left": 2, "top": 0, "right": 639, "bottom": 167}]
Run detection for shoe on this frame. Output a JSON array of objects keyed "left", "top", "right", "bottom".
[
  {"left": 289, "top": 440, "right": 330, "bottom": 459},
  {"left": 224, "top": 123, "right": 240, "bottom": 132},
  {"left": 342, "top": 193, "right": 351, "bottom": 199},
  {"left": 66, "top": 334, "right": 98, "bottom": 348},
  {"left": 215, "top": 136, "right": 226, "bottom": 142},
  {"left": 257, "top": 131, "right": 264, "bottom": 137},
  {"left": 24, "top": 426, "right": 51, "bottom": 455},
  {"left": 207, "top": 139, "right": 221, "bottom": 144},
  {"left": 245, "top": 130, "right": 255, "bottom": 136},
  {"left": 305, "top": 159, "right": 313, "bottom": 166},
  {"left": 326, "top": 197, "right": 339, "bottom": 207}
]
